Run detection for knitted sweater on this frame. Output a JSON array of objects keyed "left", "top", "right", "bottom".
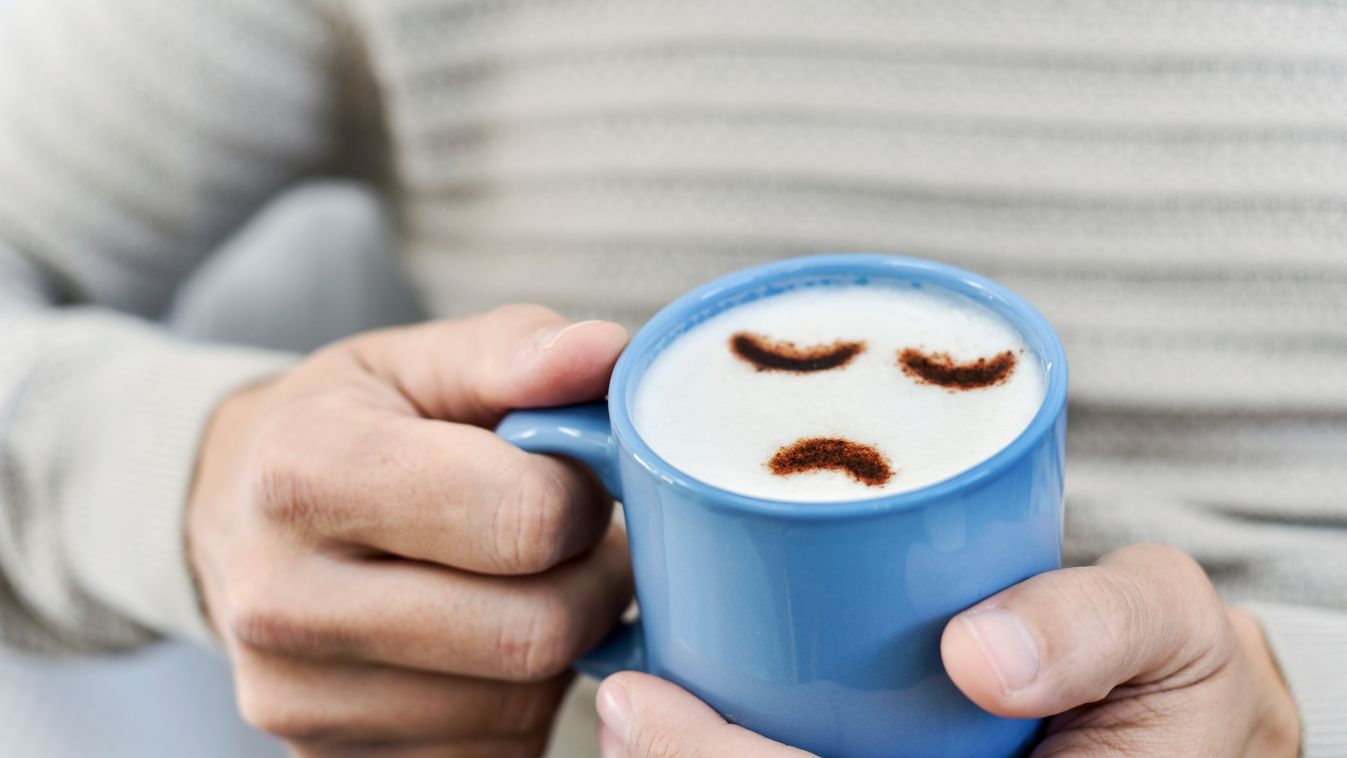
[{"left": 1, "top": 0, "right": 1345, "bottom": 753}]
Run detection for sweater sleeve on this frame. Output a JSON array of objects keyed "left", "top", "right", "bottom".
[
  {"left": 0, "top": 0, "right": 353, "bottom": 653},
  {"left": 1240, "top": 603, "right": 1347, "bottom": 758}
]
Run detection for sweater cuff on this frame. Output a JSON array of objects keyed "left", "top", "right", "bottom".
[
  {"left": 61, "top": 341, "right": 295, "bottom": 646},
  {"left": 1242, "top": 602, "right": 1347, "bottom": 757}
]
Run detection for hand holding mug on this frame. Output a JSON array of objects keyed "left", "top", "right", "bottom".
[
  {"left": 188, "top": 305, "right": 633, "bottom": 757},
  {"left": 596, "top": 544, "right": 1300, "bottom": 758}
]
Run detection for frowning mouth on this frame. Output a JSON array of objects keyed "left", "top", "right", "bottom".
[
  {"left": 768, "top": 437, "right": 893, "bottom": 487},
  {"left": 731, "top": 332, "right": 867, "bottom": 373}
]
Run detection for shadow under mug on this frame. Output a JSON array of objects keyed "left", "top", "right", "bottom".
[{"left": 496, "top": 254, "right": 1068, "bottom": 757}]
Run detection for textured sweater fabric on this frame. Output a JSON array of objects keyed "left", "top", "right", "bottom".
[{"left": 1, "top": 0, "right": 1346, "bottom": 753}]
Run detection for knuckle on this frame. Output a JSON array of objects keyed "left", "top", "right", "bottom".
[
  {"left": 250, "top": 413, "right": 320, "bottom": 526},
  {"left": 631, "top": 723, "right": 683, "bottom": 758},
  {"left": 234, "top": 663, "right": 333, "bottom": 741},
  {"left": 228, "top": 603, "right": 307, "bottom": 654},
  {"left": 1120, "top": 543, "right": 1208, "bottom": 584},
  {"left": 1091, "top": 544, "right": 1233, "bottom": 676},
  {"left": 497, "top": 592, "right": 579, "bottom": 681},
  {"left": 1082, "top": 567, "right": 1144, "bottom": 624},
  {"left": 1130, "top": 544, "right": 1224, "bottom": 615},
  {"left": 495, "top": 461, "right": 572, "bottom": 573},
  {"left": 224, "top": 566, "right": 346, "bottom": 656},
  {"left": 229, "top": 605, "right": 358, "bottom": 658},
  {"left": 243, "top": 704, "right": 337, "bottom": 743},
  {"left": 223, "top": 561, "right": 287, "bottom": 649},
  {"left": 1168, "top": 548, "right": 1216, "bottom": 595},
  {"left": 311, "top": 334, "right": 366, "bottom": 367},
  {"left": 248, "top": 398, "right": 352, "bottom": 530},
  {"left": 1069, "top": 571, "right": 1139, "bottom": 667},
  {"left": 1134, "top": 543, "right": 1202, "bottom": 574}
]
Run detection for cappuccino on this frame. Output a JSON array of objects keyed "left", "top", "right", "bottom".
[{"left": 632, "top": 284, "right": 1046, "bottom": 502}]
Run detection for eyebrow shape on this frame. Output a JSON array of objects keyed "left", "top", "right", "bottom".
[
  {"left": 730, "top": 332, "right": 866, "bottom": 373},
  {"left": 898, "top": 348, "right": 1017, "bottom": 390},
  {"left": 768, "top": 437, "right": 893, "bottom": 487}
]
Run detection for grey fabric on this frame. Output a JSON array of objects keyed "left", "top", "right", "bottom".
[
  {"left": 167, "top": 182, "right": 424, "bottom": 352},
  {"left": 0, "top": 642, "right": 283, "bottom": 758}
]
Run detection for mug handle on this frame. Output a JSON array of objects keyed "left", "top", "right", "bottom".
[{"left": 495, "top": 402, "right": 648, "bottom": 679}]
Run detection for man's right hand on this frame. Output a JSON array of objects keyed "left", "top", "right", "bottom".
[{"left": 187, "top": 305, "right": 634, "bottom": 758}]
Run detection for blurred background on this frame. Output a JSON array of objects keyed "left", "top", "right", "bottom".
[{"left": 0, "top": 644, "right": 282, "bottom": 756}]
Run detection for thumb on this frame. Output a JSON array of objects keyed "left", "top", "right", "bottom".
[
  {"left": 596, "top": 672, "right": 812, "bottom": 758},
  {"left": 940, "top": 543, "right": 1233, "bottom": 719},
  {"left": 346, "top": 303, "right": 629, "bottom": 425}
]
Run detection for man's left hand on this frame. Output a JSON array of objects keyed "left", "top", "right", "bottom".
[{"left": 595, "top": 544, "right": 1300, "bottom": 757}]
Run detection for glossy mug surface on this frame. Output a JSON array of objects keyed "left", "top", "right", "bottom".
[{"left": 496, "top": 254, "right": 1068, "bottom": 757}]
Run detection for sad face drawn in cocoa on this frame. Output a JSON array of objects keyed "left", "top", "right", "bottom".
[{"left": 729, "top": 331, "right": 1019, "bottom": 490}]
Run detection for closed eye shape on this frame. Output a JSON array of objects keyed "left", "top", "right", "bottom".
[
  {"left": 730, "top": 332, "right": 866, "bottom": 372},
  {"left": 898, "top": 348, "right": 1017, "bottom": 390}
]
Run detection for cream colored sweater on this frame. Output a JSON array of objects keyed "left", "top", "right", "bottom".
[{"left": 1, "top": 0, "right": 1346, "bottom": 753}]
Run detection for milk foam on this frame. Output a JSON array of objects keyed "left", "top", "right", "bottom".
[{"left": 632, "top": 284, "right": 1046, "bottom": 502}]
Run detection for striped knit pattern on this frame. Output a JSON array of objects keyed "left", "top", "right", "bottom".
[
  {"left": 351, "top": 0, "right": 1347, "bottom": 602},
  {"left": 1, "top": 0, "right": 1345, "bottom": 754}
]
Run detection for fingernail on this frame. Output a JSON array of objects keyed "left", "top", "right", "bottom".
[
  {"left": 960, "top": 607, "right": 1040, "bottom": 694},
  {"left": 596, "top": 678, "right": 632, "bottom": 741},
  {"left": 536, "top": 320, "right": 601, "bottom": 350}
]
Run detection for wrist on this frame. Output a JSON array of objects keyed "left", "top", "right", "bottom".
[
  {"left": 1227, "top": 607, "right": 1301, "bottom": 757},
  {"left": 188, "top": 376, "right": 278, "bottom": 636}
]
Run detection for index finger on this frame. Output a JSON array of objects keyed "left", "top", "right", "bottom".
[
  {"left": 346, "top": 305, "right": 629, "bottom": 427},
  {"left": 254, "top": 403, "right": 614, "bottom": 575}
]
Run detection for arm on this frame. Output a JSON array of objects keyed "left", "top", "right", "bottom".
[{"left": 0, "top": 0, "right": 351, "bottom": 653}]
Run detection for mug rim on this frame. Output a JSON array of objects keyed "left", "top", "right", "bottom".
[{"left": 609, "top": 253, "right": 1068, "bottom": 520}]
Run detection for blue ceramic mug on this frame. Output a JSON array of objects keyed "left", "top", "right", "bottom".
[{"left": 496, "top": 254, "right": 1067, "bottom": 757}]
